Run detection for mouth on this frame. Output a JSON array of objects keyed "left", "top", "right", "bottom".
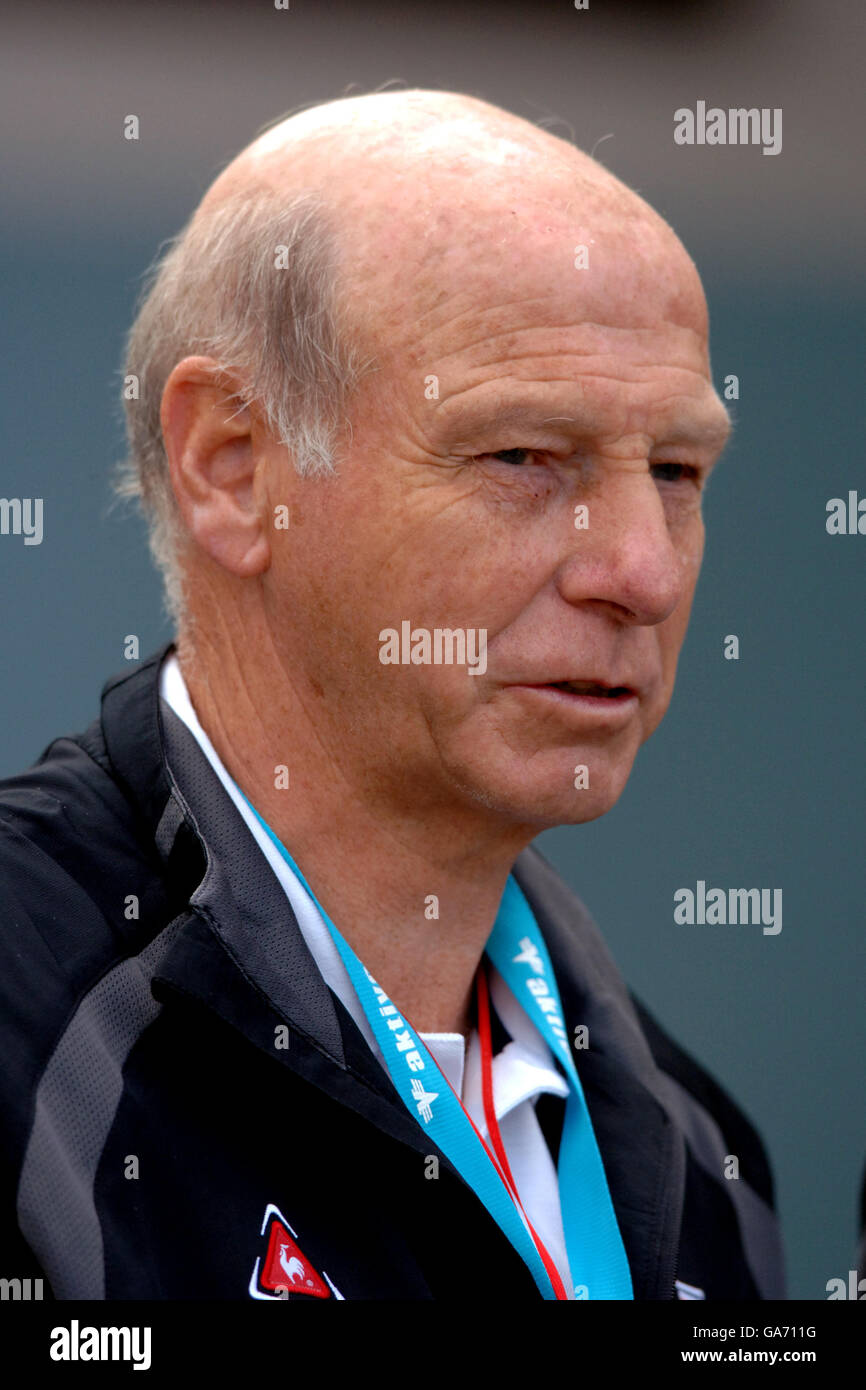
[
  {"left": 508, "top": 678, "right": 640, "bottom": 722},
  {"left": 545, "top": 679, "right": 635, "bottom": 699}
]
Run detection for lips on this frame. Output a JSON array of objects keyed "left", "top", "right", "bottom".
[
  {"left": 510, "top": 679, "right": 640, "bottom": 725},
  {"left": 547, "top": 679, "right": 635, "bottom": 698}
]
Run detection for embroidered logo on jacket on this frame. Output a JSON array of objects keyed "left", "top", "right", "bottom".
[{"left": 248, "top": 1203, "right": 344, "bottom": 1300}]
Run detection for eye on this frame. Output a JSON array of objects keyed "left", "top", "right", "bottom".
[
  {"left": 651, "top": 462, "right": 701, "bottom": 485},
  {"left": 485, "top": 448, "right": 535, "bottom": 466}
]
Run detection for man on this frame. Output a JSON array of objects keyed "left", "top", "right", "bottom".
[{"left": 0, "top": 89, "right": 784, "bottom": 1300}]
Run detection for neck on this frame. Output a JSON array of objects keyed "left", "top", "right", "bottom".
[{"left": 175, "top": 621, "right": 533, "bottom": 1036}]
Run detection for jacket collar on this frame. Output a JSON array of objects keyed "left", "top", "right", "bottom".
[
  {"left": 100, "top": 640, "right": 177, "bottom": 836},
  {"left": 99, "top": 644, "right": 684, "bottom": 1298}
]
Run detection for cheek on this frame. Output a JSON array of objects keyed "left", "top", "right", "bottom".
[
  {"left": 667, "top": 517, "right": 704, "bottom": 624},
  {"left": 655, "top": 557, "right": 702, "bottom": 690},
  {"left": 658, "top": 615, "right": 689, "bottom": 675},
  {"left": 681, "top": 513, "right": 706, "bottom": 574}
]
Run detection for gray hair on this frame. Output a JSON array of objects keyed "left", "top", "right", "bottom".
[{"left": 114, "top": 185, "right": 371, "bottom": 626}]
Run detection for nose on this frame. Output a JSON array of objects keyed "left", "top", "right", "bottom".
[{"left": 555, "top": 469, "right": 694, "bottom": 626}]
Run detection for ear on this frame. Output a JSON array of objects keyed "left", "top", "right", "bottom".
[{"left": 160, "top": 355, "right": 271, "bottom": 577}]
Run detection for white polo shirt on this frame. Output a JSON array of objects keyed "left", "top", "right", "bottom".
[{"left": 159, "top": 652, "right": 574, "bottom": 1296}]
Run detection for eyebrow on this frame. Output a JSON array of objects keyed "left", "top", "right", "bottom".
[
  {"left": 446, "top": 398, "right": 733, "bottom": 451},
  {"left": 656, "top": 407, "right": 733, "bottom": 449}
]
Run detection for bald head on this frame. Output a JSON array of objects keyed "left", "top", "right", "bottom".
[
  {"left": 206, "top": 88, "right": 633, "bottom": 207},
  {"left": 198, "top": 88, "right": 705, "bottom": 360}
]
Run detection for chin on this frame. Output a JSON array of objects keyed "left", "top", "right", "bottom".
[{"left": 456, "top": 753, "right": 638, "bottom": 830}]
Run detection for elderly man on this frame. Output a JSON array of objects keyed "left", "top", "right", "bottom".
[{"left": 0, "top": 89, "right": 783, "bottom": 1301}]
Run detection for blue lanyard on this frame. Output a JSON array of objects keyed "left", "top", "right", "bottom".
[{"left": 241, "top": 793, "right": 632, "bottom": 1300}]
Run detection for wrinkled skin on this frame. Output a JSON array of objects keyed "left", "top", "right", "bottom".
[{"left": 161, "top": 91, "right": 730, "bottom": 1033}]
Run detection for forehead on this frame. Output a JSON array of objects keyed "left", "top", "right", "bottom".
[{"left": 337, "top": 168, "right": 709, "bottom": 371}]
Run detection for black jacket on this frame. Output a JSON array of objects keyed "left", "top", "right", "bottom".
[{"left": 0, "top": 644, "right": 785, "bottom": 1300}]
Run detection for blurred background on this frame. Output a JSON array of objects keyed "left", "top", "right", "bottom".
[{"left": 1, "top": 0, "right": 863, "bottom": 1300}]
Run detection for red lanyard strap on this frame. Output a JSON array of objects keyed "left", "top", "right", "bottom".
[{"left": 475, "top": 960, "right": 569, "bottom": 1301}]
